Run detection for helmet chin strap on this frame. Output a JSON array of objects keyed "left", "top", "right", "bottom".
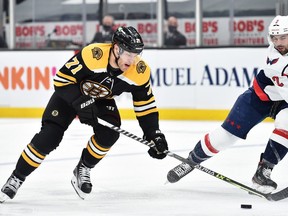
[{"left": 111, "top": 45, "right": 124, "bottom": 67}]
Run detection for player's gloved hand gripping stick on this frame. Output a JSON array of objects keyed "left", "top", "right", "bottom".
[
  {"left": 72, "top": 95, "right": 98, "bottom": 126},
  {"left": 97, "top": 118, "right": 288, "bottom": 202}
]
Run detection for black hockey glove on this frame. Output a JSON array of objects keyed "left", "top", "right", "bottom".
[
  {"left": 72, "top": 95, "right": 98, "bottom": 126},
  {"left": 145, "top": 130, "right": 168, "bottom": 159}
]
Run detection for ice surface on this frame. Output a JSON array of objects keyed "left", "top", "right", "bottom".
[{"left": 0, "top": 118, "right": 288, "bottom": 216}]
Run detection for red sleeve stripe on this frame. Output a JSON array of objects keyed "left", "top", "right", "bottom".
[
  {"left": 204, "top": 134, "right": 219, "bottom": 154},
  {"left": 253, "top": 78, "right": 270, "bottom": 101}
]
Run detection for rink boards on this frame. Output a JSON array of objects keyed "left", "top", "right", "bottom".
[{"left": 0, "top": 47, "right": 267, "bottom": 120}]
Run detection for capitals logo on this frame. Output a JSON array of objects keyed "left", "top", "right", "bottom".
[{"left": 266, "top": 57, "right": 279, "bottom": 65}]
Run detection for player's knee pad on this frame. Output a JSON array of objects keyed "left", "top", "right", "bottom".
[
  {"left": 274, "top": 108, "right": 288, "bottom": 129},
  {"left": 93, "top": 124, "right": 120, "bottom": 148},
  {"left": 206, "top": 126, "right": 240, "bottom": 152},
  {"left": 30, "top": 122, "right": 65, "bottom": 155},
  {"left": 42, "top": 92, "right": 75, "bottom": 131},
  {"left": 272, "top": 109, "right": 288, "bottom": 148}
]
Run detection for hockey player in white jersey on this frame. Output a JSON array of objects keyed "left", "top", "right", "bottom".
[{"left": 167, "top": 15, "right": 288, "bottom": 194}]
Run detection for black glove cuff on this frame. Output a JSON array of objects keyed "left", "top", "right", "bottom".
[
  {"left": 148, "top": 148, "right": 167, "bottom": 159},
  {"left": 145, "top": 129, "right": 163, "bottom": 141}
]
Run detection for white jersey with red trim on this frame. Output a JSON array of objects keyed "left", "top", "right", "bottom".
[{"left": 253, "top": 44, "right": 288, "bottom": 102}]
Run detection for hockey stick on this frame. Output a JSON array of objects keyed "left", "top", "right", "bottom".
[{"left": 97, "top": 118, "right": 287, "bottom": 201}]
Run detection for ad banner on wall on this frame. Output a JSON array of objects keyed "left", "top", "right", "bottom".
[
  {"left": 12, "top": 16, "right": 273, "bottom": 48},
  {"left": 0, "top": 47, "right": 267, "bottom": 112}
]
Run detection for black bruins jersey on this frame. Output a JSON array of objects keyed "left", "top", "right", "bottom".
[{"left": 53, "top": 43, "right": 159, "bottom": 133}]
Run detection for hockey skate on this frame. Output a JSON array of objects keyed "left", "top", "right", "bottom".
[
  {"left": 167, "top": 162, "right": 194, "bottom": 183},
  {"left": 71, "top": 161, "right": 92, "bottom": 199},
  {"left": 252, "top": 161, "right": 277, "bottom": 194},
  {"left": 0, "top": 173, "right": 24, "bottom": 203}
]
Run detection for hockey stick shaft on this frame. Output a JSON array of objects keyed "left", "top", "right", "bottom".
[
  {"left": 168, "top": 142, "right": 288, "bottom": 202},
  {"left": 97, "top": 119, "right": 277, "bottom": 201}
]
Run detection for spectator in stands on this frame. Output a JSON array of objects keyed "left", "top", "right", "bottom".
[
  {"left": 164, "top": 16, "right": 187, "bottom": 47},
  {"left": 0, "top": 35, "right": 8, "bottom": 48},
  {"left": 91, "top": 15, "right": 115, "bottom": 43}
]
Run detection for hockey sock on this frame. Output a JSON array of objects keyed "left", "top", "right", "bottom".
[
  {"left": 262, "top": 139, "right": 288, "bottom": 165},
  {"left": 83, "top": 135, "right": 111, "bottom": 167},
  {"left": 188, "top": 133, "right": 221, "bottom": 163},
  {"left": 14, "top": 143, "right": 46, "bottom": 178},
  {"left": 189, "top": 140, "right": 212, "bottom": 164}
]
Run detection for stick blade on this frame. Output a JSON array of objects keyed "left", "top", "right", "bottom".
[{"left": 269, "top": 187, "right": 288, "bottom": 201}]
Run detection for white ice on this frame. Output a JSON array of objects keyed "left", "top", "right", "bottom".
[{"left": 1, "top": 118, "right": 288, "bottom": 216}]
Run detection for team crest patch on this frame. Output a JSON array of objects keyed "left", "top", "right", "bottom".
[
  {"left": 81, "top": 80, "right": 111, "bottom": 98},
  {"left": 52, "top": 110, "right": 59, "bottom": 116},
  {"left": 266, "top": 57, "right": 279, "bottom": 65},
  {"left": 91, "top": 47, "right": 103, "bottom": 60},
  {"left": 136, "top": 61, "right": 146, "bottom": 74}
]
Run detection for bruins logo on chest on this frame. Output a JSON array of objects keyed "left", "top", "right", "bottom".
[{"left": 81, "top": 80, "right": 112, "bottom": 98}]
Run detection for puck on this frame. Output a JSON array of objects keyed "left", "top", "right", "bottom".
[{"left": 241, "top": 204, "right": 252, "bottom": 209}]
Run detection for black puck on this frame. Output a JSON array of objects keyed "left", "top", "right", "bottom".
[{"left": 241, "top": 204, "right": 252, "bottom": 209}]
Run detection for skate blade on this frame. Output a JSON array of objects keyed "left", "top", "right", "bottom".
[
  {"left": 0, "top": 191, "right": 10, "bottom": 203},
  {"left": 71, "top": 176, "right": 88, "bottom": 200},
  {"left": 251, "top": 182, "right": 275, "bottom": 194},
  {"left": 164, "top": 180, "right": 170, "bottom": 185}
]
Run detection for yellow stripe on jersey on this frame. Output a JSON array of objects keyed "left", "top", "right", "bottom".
[
  {"left": 135, "top": 107, "right": 158, "bottom": 117},
  {"left": 134, "top": 102, "right": 156, "bottom": 112},
  {"left": 55, "top": 71, "right": 77, "bottom": 83},
  {"left": 133, "top": 95, "right": 157, "bottom": 117},
  {"left": 133, "top": 96, "right": 155, "bottom": 106},
  {"left": 54, "top": 81, "right": 75, "bottom": 87}
]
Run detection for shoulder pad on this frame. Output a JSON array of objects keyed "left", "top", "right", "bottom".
[
  {"left": 120, "top": 60, "right": 151, "bottom": 86},
  {"left": 81, "top": 43, "right": 111, "bottom": 70}
]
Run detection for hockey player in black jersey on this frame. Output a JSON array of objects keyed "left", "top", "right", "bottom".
[{"left": 0, "top": 26, "right": 168, "bottom": 202}]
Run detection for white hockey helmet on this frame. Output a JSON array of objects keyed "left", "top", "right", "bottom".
[{"left": 269, "top": 15, "right": 288, "bottom": 36}]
